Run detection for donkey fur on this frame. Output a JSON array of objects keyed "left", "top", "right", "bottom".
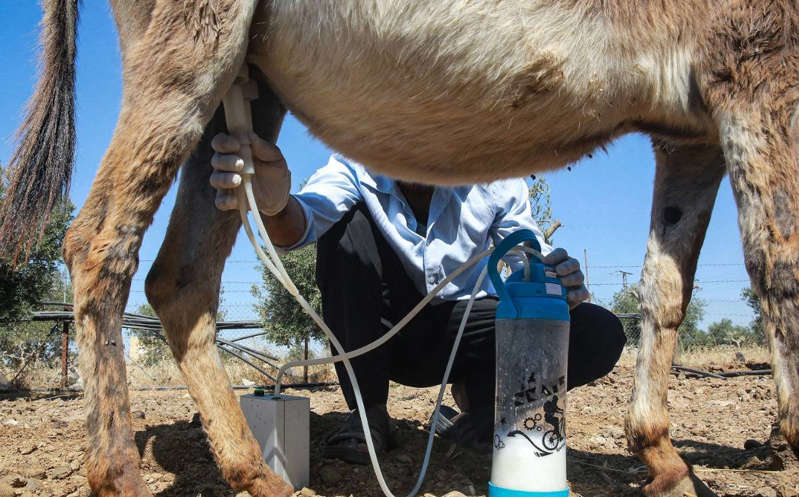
[{"left": 1, "top": 1, "right": 798, "bottom": 497}]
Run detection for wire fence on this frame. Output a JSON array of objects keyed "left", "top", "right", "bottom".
[{"left": 0, "top": 299, "right": 771, "bottom": 395}]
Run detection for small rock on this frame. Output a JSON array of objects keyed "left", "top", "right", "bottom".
[
  {"left": 132, "top": 410, "right": 146, "bottom": 419},
  {"left": 441, "top": 492, "right": 467, "bottom": 497},
  {"left": 51, "top": 419, "right": 68, "bottom": 429},
  {"left": 18, "top": 445, "right": 37, "bottom": 456},
  {"left": 0, "top": 373, "right": 11, "bottom": 392},
  {"left": 299, "top": 487, "right": 316, "bottom": 496},
  {"left": 5, "top": 475, "right": 27, "bottom": 488},
  {"left": 744, "top": 439, "right": 763, "bottom": 450},
  {"left": 319, "top": 465, "right": 341, "bottom": 485},
  {"left": 18, "top": 465, "right": 45, "bottom": 479},
  {"left": 755, "top": 487, "right": 777, "bottom": 497},
  {"left": 50, "top": 465, "right": 73, "bottom": 480},
  {"left": 395, "top": 453, "right": 413, "bottom": 464},
  {"left": 603, "top": 426, "right": 625, "bottom": 440},
  {"left": 70, "top": 459, "right": 81, "bottom": 472},
  {"left": 24, "top": 479, "right": 40, "bottom": 493},
  {"left": 465, "top": 481, "right": 476, "bottom": 495},
  {"left": 587, "top": 435, "right": 609, "bottom": 450}
]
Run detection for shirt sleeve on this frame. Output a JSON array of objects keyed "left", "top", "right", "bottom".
[
  {"left": 489, "top": 178, "right": 553, "bottom": 269},
  {"left": 279, "top": 155, "right": 362, "bottom": 250}
]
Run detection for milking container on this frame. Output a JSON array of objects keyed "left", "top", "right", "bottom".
[{"left": 487, "top": 230, "right": 570, "bottom": 497}]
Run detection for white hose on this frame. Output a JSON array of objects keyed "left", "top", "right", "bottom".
[
  {"left": 239, "top": 174, "right": 496, "bottom": 497},
  {"left": 275, "top": 245, "right": 542, "bottom": 389},
  {"left": 273, "top": 247, "right": 493, "bottom": 392},
  {"left": 224, "top": 69, "right": 538, "bottom": 497}
]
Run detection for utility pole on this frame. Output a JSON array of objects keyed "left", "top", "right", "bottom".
[
  {"left": 583, "top": 249, "right": 591, "bottom": 302},
  {"left": 617, "top": 270, "right": 633, "bottom": 289}
]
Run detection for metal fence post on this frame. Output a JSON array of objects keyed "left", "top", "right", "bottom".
[{"left": 61, "top": 321, "right": 69, "bottom": 389}]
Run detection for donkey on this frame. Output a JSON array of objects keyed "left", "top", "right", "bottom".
[{"left": 1, "top": 1, "right": 797, "bottom": 497}]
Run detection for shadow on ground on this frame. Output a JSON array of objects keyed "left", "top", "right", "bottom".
[
  {"left": 135, "top": 416, "right": 230, "bottom": 497},
  {"left": 131, "top": 410, "right": 780, "bottom": 497}
]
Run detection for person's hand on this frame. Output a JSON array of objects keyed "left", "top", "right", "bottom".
[
  {"left": 210, "top": 132, "right": 291, "bottom": 215},
  {"left": 542, "top": 248, "right": 589, "bottom": 309}
]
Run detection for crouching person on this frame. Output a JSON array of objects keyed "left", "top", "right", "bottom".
[{"left": 210, "top": 131, "right": 626, "bottom": 463}]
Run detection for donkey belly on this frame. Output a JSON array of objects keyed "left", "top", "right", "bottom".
[{"left": 250, "top": 1, "right": 638, "bottom": 184}]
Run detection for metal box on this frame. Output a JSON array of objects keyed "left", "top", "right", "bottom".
[{"left": 240, "top": 393, "right": 310, "bottom": 489}]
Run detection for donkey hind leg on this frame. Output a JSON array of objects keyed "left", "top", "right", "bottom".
[
  {"left": 62, "top": 4, "right": 258, "bottom": 496},
  {"left": 721, "top": 108, "right": 799, "bottom": 457},
  {"left": 625, "top": 142, "right": 726, "bottom": 497},
  {"left": 145, "top": 81, "right": 291, "bottom": 497}
]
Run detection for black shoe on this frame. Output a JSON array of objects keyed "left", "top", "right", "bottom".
[
  {"left": 324, "top": 406, "right": 396, "bottom": 465},
  {"left": 430, "top": 406, "right": 492, "bottom": 455}
]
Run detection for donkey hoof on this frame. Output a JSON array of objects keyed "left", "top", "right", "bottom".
[
  {"left": 88, "top": 473, "right": 152, "bottom": 497},
  {"left": 246, "top": 477, "right": 293, "bottom": 497},
  {"left": 767, "top": 423, "right": 799, "bottom": 470},
  {"left": 644, "top": 471, "right": 717, "bottom": 497}
]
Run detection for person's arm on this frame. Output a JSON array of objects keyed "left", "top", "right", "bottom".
[
  {"left": 210, "top": 133, "right": 362, "bottom": 250},
  {"left": 210, "top": 132, "right": 306, "bottom": 247},
  {"left": 490, "top": 179, "right": 589, "bottom": 308},
  {"left": 259, "top": 197, "right": 307, "bottom": 248},
  {"left": 489, "top": 178, "right": 551, "bottom": 256}
]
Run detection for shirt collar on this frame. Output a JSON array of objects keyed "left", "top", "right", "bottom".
[{"left": 351, "top": 159, "right": 472, "bottom": 219}]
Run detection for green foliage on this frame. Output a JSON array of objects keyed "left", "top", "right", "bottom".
[
  {"left": 676, "top": 295, "right": 706, "bottom": 350},
  {"left": 127, "top": 293, "right": 229, "bottom": 365},
  {"left": 252, "top": 245, "right": 325, "bottom": 349},
  {"left": 0, "top": 271, "right": 73, "bottom": 370},
  {"left": 741, "top": 287, "right": 765, "bottom": 345},
  {"left": 610, "top": 286, "right": 641, "bottom": 346},
  {"left": 609, "top": 285, "right": 708, "bottom": 349},
  {"left": 0, "top": 164, "right": 74, "bottom": 370},
  {"left": 528, "top": 178, "right": 555, "bottom": 244},
  {"left": 127, "top": 303, "right": 171, "bottom": 366},
  {"left": 0, "top": 205, "right": 73, "bottom": 322},
  {"left": 705, "top": 318, "right": 759, "bottom": 347}
]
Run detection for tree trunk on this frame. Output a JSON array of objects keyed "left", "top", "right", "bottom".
[{"left": 303, "top": 337, "right": 309, "bottom": 384}]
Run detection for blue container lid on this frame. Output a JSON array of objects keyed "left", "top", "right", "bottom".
[{"left": 488, "top": 230, "right": 568, "bottom": 321}]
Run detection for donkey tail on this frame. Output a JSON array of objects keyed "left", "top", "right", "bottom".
[{"left": 0, "top": 0, "right": 79, "bottom": 263}]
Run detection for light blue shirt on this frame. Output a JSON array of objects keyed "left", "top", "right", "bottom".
[{"left": 287, "top": 155, "right": 551, "bottom": 300}]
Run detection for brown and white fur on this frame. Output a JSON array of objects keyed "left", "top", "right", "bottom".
[{"left": 1, "top": 1, "right": 797, "bottom": 497}]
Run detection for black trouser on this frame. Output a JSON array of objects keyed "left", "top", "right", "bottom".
[{"left": 316, "top": 203, "right": 626, "bottom": 427}]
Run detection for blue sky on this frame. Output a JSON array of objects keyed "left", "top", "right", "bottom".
[{"left": 0, "top": 3, "right": 754, "bottom": 329}]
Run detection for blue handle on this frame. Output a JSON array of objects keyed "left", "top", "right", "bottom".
[{"left": 487, "top": 229, "right": 542, "bottom": 303}]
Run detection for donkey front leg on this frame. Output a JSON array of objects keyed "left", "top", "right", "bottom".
[
  {"left": 625, "top": 143, "right": 726, "bottom": 497},
  {"left": 145, "top": 81, "right": 291, "bottom": 497},
  {"left": 63, "top": 3, "right": 259, "bottom": 496},
  {"left": 721, "top": 108, "right": 799, "bottom": 457}
]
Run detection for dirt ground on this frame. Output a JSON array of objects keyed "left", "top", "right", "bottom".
[{"left": 1, "top": 362, "right": 797, "bottom": 497}]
